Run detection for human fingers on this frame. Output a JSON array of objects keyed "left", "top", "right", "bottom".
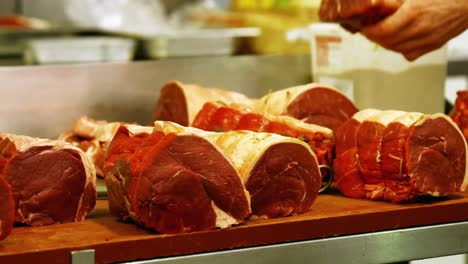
[
  {"left": 403, "top": 44, "right": 441, "bottom": 61},
  {"left": 390, "top": 32, "right": 445, "bottom": 56},
  {"left": 390, "top": 15, "right": 467, "bottom": 58},
  {"left": 363, "top": 19, "right": 432, "bottom": 52},
  {"left": 339, "top": 0, "right": 403, "bottom": 19},
  {"left": 360, "top": 2, "right": 413, "bottom": 41},
  {"left": 319, "top": 0, "right": 339, "bottom": 21}
]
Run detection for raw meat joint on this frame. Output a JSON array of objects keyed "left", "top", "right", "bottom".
[
  {"left": 334, "top": 109, "right": 468, "bottom": 203},
  {"left": 104, "top": 122, "right": 322, "bottom": 234},
  {"left": 449, "top": 90, "right": 468, "bottom": 140},
  {"left": 153, "top": 81, "right": 255, "bottom": 126},
  {"left": 104, "top": 124, "right": 251, "bottom": 234},
  {"left": 153, "top": 122, "right": 322, "bottom": 220},
  {"left": 192, "top": 102, "right": 335, "bottom": 166},
  {"left": 0, "top": 175, "right": 15, "bottom": 241},
  {"left": 59, "top": 115, "right": 124, "bottom": 178},
  {"left": 254, "top": 83, "right": 359, "bottom": 133},
  {"left": 0, "top": 133, "right": 97, "bottom": 226},
  {"left": 153, "top": 81, "right": 358, "bottom": 133}
]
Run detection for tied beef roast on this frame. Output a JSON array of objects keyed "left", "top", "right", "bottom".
[
  {"left": 0, "top": 175, "right": 14, "bottom": 241},
  {"left": 153, "top": 81, "right": 357, "bottom": 134},
  {"left": 153, "top": 81, "right": 255, "bottom": 126},
  {"left": 0, "top": 133, "right": 96, "bottom": 226},
  {"left": 192, "top": 102, "right": 334, "bottom": 166},
  {"left": 154, "top": 121, "right": 322, "bottom": 218},
  {"left": 104, "top": 124, "right": 251, "bottom": 233},
  {"left": 334, "top": 109, "right": 468, "bottom": 203},
  {"left": 104, "top": 121, "right": 322, "bottom": 234},
  {"left": 254, "top": 83, "right": 359, "bottom": 133}
]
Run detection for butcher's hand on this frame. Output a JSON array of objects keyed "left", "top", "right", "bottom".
[
  {"left": 319, "top": 0, "right": 404, "bottom": 30},
  {"left": 361, "top": 0, "right": 468, "bottom": 61}
]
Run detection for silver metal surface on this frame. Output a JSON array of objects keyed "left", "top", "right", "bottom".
[
  {"left": 71, "top": 249, "right": 95, "bottom": 264},
  {"left": 142, "top": 28, "right": 260, "bottom": 59},
  {"left": 128, "top": 221, "right": 468, "bottom": 264},
  {"left": 0, "top": 55, "right": 311, "bottom": 138}
]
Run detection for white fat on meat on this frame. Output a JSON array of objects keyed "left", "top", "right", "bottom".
[
  {"left": 351, "top": 108, "right": 382, "bottom": 122},
  {"left": 263, "top": 113, "right": 333, "bottom": 136},
  {"left": 365, "top": 110, "right": 407, "bottom": 125},
  {"left": 165, "top": 81, "right": 256, "bottom": 125},
  {"left": 392, "top": 112, "right": 424, "bottom": 127},
  {"left": 72, "top": 116, "right": 120, "bottom": 142}
]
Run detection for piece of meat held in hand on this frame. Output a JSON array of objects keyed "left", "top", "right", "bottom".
[
  {"left": 104, "top": 124, "right": 251, "bottom": 234},
  {"left": 319, "top": 0, "right": 403, "bottom": 31},
  {"left": 0, "top": 133, "right": 96, "bottom": 226},
  {"left": 334, "top": 109, "right": 468, "bottom": 203},
  {"left": 0, "top": 175, "right": 15, "bottom": 241},
  {"left": 449, "top": 90, "right": 468, "bottom": 140},
  {"left": 254, "top": 83, "right": 358, "bottom": 133},
  {"left": 153, "top": 81, "right": 256, "bottom": 126},
  {"left": 59, "top": 116, "right": 122, "bottom": 178},
  {"left": 192, "top": 102, "right": 334, "bottom": 166},
  {"left": 154, "top": 121, "right": 322, "bottom": 218}
]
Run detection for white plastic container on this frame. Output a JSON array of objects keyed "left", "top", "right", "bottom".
[
  {"left": 309, "top": 23, "right": 448, "bottom": 114},
  {"left": 26, "top": 37, "right": 136, "bottom": 65}
]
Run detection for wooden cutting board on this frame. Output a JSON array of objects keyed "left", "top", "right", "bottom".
[{"left": 1, "top": 191, "right": 468, "bottom": 264}]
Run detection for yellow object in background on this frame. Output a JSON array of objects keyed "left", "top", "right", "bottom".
[
  {"left": 232, "top": 0, "right": 321, "bottom": 10},
  {"left": 230, "top": 0, "right": 321, "bottom": 54}
]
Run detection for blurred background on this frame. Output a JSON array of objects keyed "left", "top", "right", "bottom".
[{"left": 0, "top": 0, "right": 326, "bottom": 65}]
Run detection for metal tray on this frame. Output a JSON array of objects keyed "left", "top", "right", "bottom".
[{"left": 141, "top": 27, "right": 260, "bottom": 58}]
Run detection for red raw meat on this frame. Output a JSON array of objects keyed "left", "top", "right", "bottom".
[
  {"left": 154, "top": 121, "right": 323, "bottom": 219},
  {"left": 334, "top": 110, "right": 467, "bottom": 202},
  {"left": 0, "top": 175, "right": 14, "bottom": 241},
  {"left": 255, "top": 84, "right": 359, "bottom": 133},
  {"left": 0, "top": 133, "right": 96, "bottom": 226},
  {"left": 153, "top": 81, "right": 255, "bottom": 126},
  {"left": 104, "top": 125, "right": 251, "bottom": 233},
  {"left": 192, "top": 102, "right": 334, "bottom": 166}
]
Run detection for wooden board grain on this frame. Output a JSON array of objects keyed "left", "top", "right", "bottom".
[{"left": 1, "top": 192, "right": 468, "bottom": 264}]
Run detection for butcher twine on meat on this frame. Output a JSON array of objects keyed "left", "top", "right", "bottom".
[
  {"left": 0, "top": 133, "right": 96, "bottom": 226},
  {"left": 334, "top": 109, "right": 468, "bottom": 203},
  {"left": 154, "top": 121, "right": 322, "bottom": 219},
  {"left": 104, "top": 124, "right": 251, "bottom": 234},
  {"left": 153, "top": 81, "right": 256, "bottom": 126},
  {"left": 153, "top": 81, "right": 357, "bottom": 133},
  {"left": 192, "top": 101, "right": 335, "bottom": 166},
  {"left": 254, "top": 83, "right": 359, "bottom": 133},
  {"left": 104, "top": 122, "right": 322, "bottom": 234}
]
